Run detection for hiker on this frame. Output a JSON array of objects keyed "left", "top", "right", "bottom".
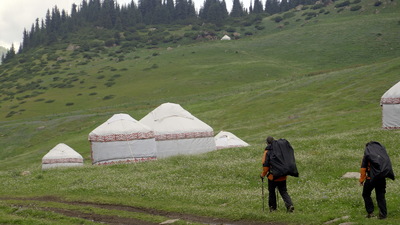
[
  {"left": 260, "top": 136, "right": 295, "bottom": 212},
  {"left": 359, "top": 141, "right": 395, "bottom": 219}
]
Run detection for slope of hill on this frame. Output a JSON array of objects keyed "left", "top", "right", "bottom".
[{"left": 0, "top": 0, "right": 400, "bottom": 224}]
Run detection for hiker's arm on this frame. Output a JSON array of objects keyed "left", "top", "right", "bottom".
[
  {"left": 359, "top": 156, "right": 368, "bottom": 185},
  {"left": 261, "top": 166, "right": 270, "bottom": 178},
  {"left": 260, "top": 151, "right": 270, "bottom": 178}
]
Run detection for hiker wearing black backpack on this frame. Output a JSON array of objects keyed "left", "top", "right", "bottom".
[
  {"left": 260, "top": 136, "right": 298, "bottom": 213},
  {"left": 359, "top": 141, "right": 395, "bottom": 220}
]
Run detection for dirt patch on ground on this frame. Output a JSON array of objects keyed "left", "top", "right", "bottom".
[{"left": 1, "top": 196, "right": 285, "bottom": 225}]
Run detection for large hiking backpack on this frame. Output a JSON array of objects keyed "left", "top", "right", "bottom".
[
  {"left": 268, "top": 139, "right": 299, "bottom": 179},
  {"left": 364, "top": 141, "right": 395, "bottom": 182}
]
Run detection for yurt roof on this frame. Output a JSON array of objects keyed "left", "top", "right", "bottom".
[
  {"left": 215, "top": 131, "right": 249, "bottom": 148},
  {"left": 221, "top": 35, "right": 231, "bottom": 40},
  {"left": 89, "top": 113, "right": 153, "bottom": 140},
  {"left": 381, "top": 81, "right": 400, "bottom": 104},
  {"left": 42, "top": 143, "right": 83, "bottom": 160},
  {"left": 140, "top": 103, "right": 213, "bottom": 135}
]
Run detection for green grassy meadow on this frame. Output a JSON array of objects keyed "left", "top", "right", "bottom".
[{"left": 1, "top": 0, "right": 400, "bottom": 224}]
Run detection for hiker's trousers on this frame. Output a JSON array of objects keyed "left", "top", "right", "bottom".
[
  {"left": 268, "top": 179, "right": 293, "bottom": 210},
  {"left": 362, "top": 179, "right": 387, "bottom": 217}
]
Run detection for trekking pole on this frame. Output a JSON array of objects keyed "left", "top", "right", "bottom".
[{"left": 261, "top": 177, "right": 265, "bottom": 212}]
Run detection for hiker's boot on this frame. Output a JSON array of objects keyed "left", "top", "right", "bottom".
[
  {"left": 287, "top": 205, "right": 294, "bottom": 213},
  {"left": 366, "top": 213, "right": 375, "bottom": 218},
  {"left": 378, "top": 213, "right": 387, "bottom": 220}
]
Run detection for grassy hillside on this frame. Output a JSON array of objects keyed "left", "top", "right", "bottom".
[{"left": 1, "top": 0, "right": 400, "bottom": 224}]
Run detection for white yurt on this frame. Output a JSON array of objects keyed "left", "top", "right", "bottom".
[
  {"left": 381, "top": 81, "right": 400, "bottom": 129},
  {"left": 89, "top": 113, "right": 156, "bottom": 165},
  {"left": 140, "top": 103, "right": 216, "bottom": 158},
  {"left": 221, "top": 35, "right": 231, "bottom": 40},
  {"left": 214, "top": 131, "right": 250, "bottom": 149},
  {"left": 42, "top": 143, "right": 83, "bottom": 170}
]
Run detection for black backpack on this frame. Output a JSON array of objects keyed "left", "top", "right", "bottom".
[
  {"left": 268, "top": 139, "right": 299, "bottom": 179},
  {"left": 364, "top": 141, "right": 395, "bottom": 182}
]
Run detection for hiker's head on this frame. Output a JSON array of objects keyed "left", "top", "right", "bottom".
[{"left": 266, "top": 136, "right": 274, "bottom": 144}]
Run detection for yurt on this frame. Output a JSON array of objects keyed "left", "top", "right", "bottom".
[
  {"left": 89, "top": 113, "right": 156, "bottom": 165},
  {"left": 381, "top": 81, "right": 400, "bottom": 129},
  {"left": 42, "top": 143, "right": 83, "bottom": 170},
  {"left": 214, "top": 131, "right": 250, "bottom": 149},
  {"left": 140, "top": 103, "right": 216, "bottom": 158},
  {"left": 221, "top": 35, "right": 231, "bottom": 40}
]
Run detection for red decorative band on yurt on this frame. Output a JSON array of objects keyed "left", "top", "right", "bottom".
[
  {"left": 381, "top": 98, "right": 400, "bottom": 104},
  {"left": 89, "top": 131, "right": 155, "bottom": 142},
  {"left": 42, "top": 158, "right": 83, "bottom": 164},
  {"left": 383, "top": 126, "right": 400, "bottom": 130},
  {"left": 155, "top": 131, "right": 214, "bottom": 141},
  {"left": 94, "top": 157, "right": 157, "bottom": 165}
]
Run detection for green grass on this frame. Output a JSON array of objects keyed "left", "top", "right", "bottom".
[{"left": 1, "top": 0, "right": 400, "bottom": 224}]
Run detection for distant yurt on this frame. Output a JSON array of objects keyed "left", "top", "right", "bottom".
[
  {"left": 42, "top": 143, "right": 83, "bottom": 170},
  {"left": 140, "top": 103, "right": 216, "bottom": 158},
  {"left": 215, "top": 131, "right": 250, "bottom": 149},
  {"left": 381, "top": 81, "right": 400, "bottom": 129},
  {"left": 221, "top": 35, "right": 231, "bottom": 40},
  {"left": 89, "top": 113, "right": 156, "bottom": 165}
]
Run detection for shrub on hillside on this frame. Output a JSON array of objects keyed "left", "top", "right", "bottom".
[
  {"left": 90, "top": 40, "right": 104, "bottom": 48},
  {"left": 311, "top": 4, "right": 324, "bottom": 10},
  {"left": 242, "top": 21, "right": 253, "bottom": 27},
  {"left": 104, "top": 81, "right": 115, "bottom": 87},
  {"left": 374, "top": 1, "right": 382, "bottom": 6},
  {"left": 6, "top": 111, "right": 17, "bottom": 118},
  {"left": 273, "top": 16, "right": 283, "bottom": 23},
  {"left": 255, "top": 25, "right": 265, "bottom": 30},
  {"left": 335, "top": 0, "right": 350, "bottom": 7},
  {"left": 105, "top": 39, "right": 115, "bottom": 47},
  {"left": 226, "top": 27, "right": 236, "bottom": 32},
  {"left": 350, "top": 5, "right": 362, "bottom": 11},
  {"left": 103, "top": 95, "right": 115, "bottom": 100}
]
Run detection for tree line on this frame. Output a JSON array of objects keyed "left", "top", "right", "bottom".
[{"left": 1, "top": 0, "right": 324, "bottom": 64}]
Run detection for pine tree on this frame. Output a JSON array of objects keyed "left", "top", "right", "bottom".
[
  {"left": 230, "top": 0, "right": 244, "bottom": 17},
  {"left": 280, "top": 0, "right": 289, "bottom": 12},
  {"left": 175, "top": 0, "right": 188, "bottom": 20},
  {"left": 3, "top": 44, "right": 16, "bottom": 63},
  {"left": 252, "top": 0, "right": 263, "bottom": 13}
]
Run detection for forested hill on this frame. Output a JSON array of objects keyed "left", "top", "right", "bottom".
[
  {"left": 1, "top": 0, "right": 325, "bottom": 62},
  {"left": 0, "top": 0, "right": 398, "bottom": 121}
]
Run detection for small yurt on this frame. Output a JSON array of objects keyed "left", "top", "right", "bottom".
[
  {"left": 140, "top": 103, "right": 216, "bottom": 158},
  {"left": 89, "top": 113, "right": 156, "bottom": 165},
  {"left": 381, "top": 81, "right": 400, "bottom": 129},
  {"left": 215, "top": 131, "right": 250, "bottom": 149},
  {"left": 221, "top": 35, "right": 231, "bottom": 40},
  {"left": 42, "top": 143, "right": 83, "bottom": 170}
]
